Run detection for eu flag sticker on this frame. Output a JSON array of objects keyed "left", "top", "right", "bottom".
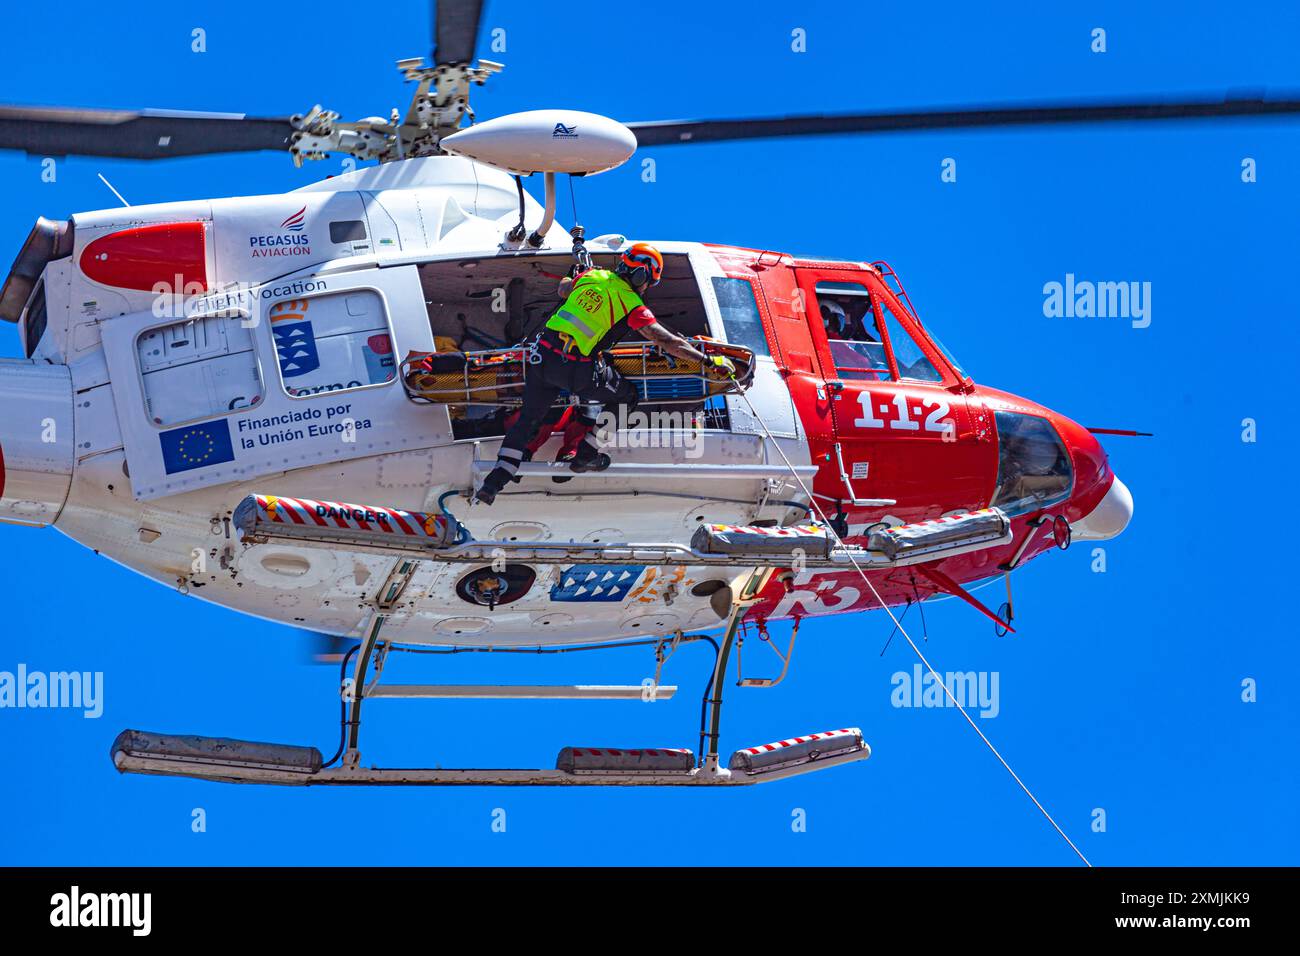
[{"left": 159, "top": 420, "right": 235, "bottom": 474}]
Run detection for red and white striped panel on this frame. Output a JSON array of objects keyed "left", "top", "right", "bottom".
[
  {"left": 738, "top": 729, "right": 857, "bottom": 756},
  {"left": 704, "top": 524, "right": 827, "bottom": 539},
  {"left": 252, "top": 494, "right": 449, "bottom": 540},
  {"left": 892, "top": 509, "right": 997, "bottom": 535}
]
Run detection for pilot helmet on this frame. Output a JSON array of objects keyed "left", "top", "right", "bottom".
[{"left": 820, "top": 299, "right": 848, "bottom": 337}]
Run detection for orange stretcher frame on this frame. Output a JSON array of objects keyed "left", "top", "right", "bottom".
[{"left": 400, "top": 339, "right": 756, "bottom": 407}]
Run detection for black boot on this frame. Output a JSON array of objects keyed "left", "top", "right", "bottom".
[
  {"left": 552, "top": 453, "right": 575, "bottom": 484},
  {"left": 474, "top": 466, "right": 512, "bottom": 505},
  {"left": 568, "top": 448, "right": 611, "bottom": 473}
]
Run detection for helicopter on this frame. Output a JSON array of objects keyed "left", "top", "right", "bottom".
[{"left": 0, "top": 0, "right": 1284, "bottom": 792}]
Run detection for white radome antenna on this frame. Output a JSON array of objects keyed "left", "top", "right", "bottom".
[
  {"left": 441, "top": 109, "right": 637, "bottom": 247},
  {"left": 440, "top": 109, "right": 637, "bottom": 176}
]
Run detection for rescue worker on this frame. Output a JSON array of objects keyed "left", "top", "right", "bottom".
[{"left": 474, "top": 242, "right": 735, "bottom": 505}]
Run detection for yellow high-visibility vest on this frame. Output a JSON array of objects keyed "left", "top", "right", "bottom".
[{"left": 544, "top": 269, "right": 644, "bottom": 355}]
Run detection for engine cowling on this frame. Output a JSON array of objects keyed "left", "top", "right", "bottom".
[{"left": 0, "top": 359, "right": 74, "bottom": 527}]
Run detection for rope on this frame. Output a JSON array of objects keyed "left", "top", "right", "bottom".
[{"left": 731, "top": 383, "right": 1092, "bottom": 867}]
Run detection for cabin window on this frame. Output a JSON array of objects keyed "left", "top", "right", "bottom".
[
  {"left": 270, "top": 289, "right": 396, "bottom": 398},
  {"left": 711, "top": 277, "right": 771, "bottom": 359},
  {"left": 136, "top": 315, "right": 262, "bottom": 427},
  {"left": 878, "top": 298, "right": 942, "bottom": 383},
  {"left": 330, "top": 220, "right": 367, "bottom": 243},
  {"left": 991, "top": 412, "right": 1073, "bottom": 515},
  {"left": 814, "top": 281, "right": 889, "bottom": 381}
]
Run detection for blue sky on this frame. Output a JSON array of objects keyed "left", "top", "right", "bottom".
[{"left": 1, "top": 1, "right": 1297, "bottom": 865}]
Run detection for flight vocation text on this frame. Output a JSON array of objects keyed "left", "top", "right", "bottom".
[
  {"left": 236, "top": 403, "right": 372, "bottom": 449},
  {"left": 151, "top": 277, "right": 329, "bottom": 321}
]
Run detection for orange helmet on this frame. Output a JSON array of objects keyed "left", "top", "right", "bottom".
[{"left": 617, "top": 241, "right": 664, "bottom": 288}]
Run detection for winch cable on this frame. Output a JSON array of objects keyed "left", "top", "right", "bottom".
[{"left": 730, "top": 382, "right": 1092, "bottom": 867}]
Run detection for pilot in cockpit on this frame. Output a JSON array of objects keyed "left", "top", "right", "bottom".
[
  {"left": 821, "top": 295, "right": 889, "bottom": 380},
  {"left": 820, "top": 297, "right": 877, "bottom": 343}
]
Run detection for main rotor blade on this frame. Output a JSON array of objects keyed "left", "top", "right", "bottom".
[
  {"left": 626, "top": 95, "right": 1300, "bottom": 146},
  {"left": 433, "top": 0, "right": 485, "bottom": 66},
  {"left": 0, "top": 105, "right": 296, "bottom": 159}
]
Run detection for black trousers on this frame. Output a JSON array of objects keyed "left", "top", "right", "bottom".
[{"left": 487, "top": 333, "right": 640, "bottom": 487}]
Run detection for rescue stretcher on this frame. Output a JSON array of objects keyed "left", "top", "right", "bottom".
[{"left": 399, "top": 339, "right": 756, "bottom": 407}]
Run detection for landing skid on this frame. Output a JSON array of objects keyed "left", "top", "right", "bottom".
[
  {"left": 109, "top": 738, "right": 870, "bottom": 787},
  {"left": 111, "top": 599, "right": 870, "bottom": 788}
]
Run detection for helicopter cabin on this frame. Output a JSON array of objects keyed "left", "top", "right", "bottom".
[{"left": 415, "top": 249, "right": 735, "bottom": 441}]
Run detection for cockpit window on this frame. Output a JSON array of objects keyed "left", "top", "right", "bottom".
[
  {"left": 878, "top": 298, "right": 942, "bottom": 383},
  {"left": 924, "top": 325, "right": 966, "bottom": 379},
  {"left": 814, "top": 282, "right": 888, "bottom": 380},
  {"left": 991, "top": 412, "right": 1073, "bottom": 515}
]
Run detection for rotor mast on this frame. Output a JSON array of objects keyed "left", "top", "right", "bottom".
[{"left": 286, "top": 58, "right": 502, "bottom": 167}]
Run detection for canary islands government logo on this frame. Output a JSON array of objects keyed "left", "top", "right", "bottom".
[{"left": 270, "top": 298, "right": 321, "bottom": 378}]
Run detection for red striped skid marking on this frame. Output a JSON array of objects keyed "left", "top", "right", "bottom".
[
  {"left": 323, "top": 501, "right": 352, "bottom": 530},
  {"left": 288, "top": 498, "right": 321, "bottom": 526},
  {"left": 382, "top": 508, "right": 415, "bottom": 535},
  {"left": 281, "top": 499, "right": 308, "bottom": 525},
  {"left": 896, "top": 509, "right": 995, "bottom": 533},
  {"left": 743, "top": 729, "right": 853, "bottom": 755},
  {"left": 258, "top": 496, "right": 444, "bottom": 538},
  {"left": 255, "top": 496, "right": 281, "bottom": 523},
  {"left": 295, "top": 497, "right": 341, "bottom": 529},
  {"left": 296, "top": 499, "right": 330, "bottom": 527}
]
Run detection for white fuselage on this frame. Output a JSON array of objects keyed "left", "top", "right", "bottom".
[{"left": 1, "top": 157, "right": 810, "bottom": 646}]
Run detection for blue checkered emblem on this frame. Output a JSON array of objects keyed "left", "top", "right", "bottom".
[
  {"left": 272, "top": 318, "right": 320, "bottom": 378},
  {"left": 550, "top": 565, "right": 643, "bottom": 602}
]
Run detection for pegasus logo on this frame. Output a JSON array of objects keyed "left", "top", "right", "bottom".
[
  {"left": 280, "top": 206, "right": 307, "bottom": 231},
  {"left": 552, "top": 123, "right": 578, "bottom": 138}
]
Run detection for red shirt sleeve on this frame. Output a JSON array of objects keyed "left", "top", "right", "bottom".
[{"left": 625, "top": 305, "right": 656, "bottom": 330}]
